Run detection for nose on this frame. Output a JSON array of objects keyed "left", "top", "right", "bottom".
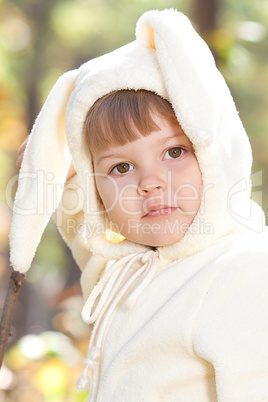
[{"left": 137, "top": 169, "right": 166, "bottom": 196}]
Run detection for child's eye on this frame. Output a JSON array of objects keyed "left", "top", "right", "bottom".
[
  {"left": 165, "top": 147, "right": 185, "bottom": 159},
  {"left": 111, "top": 162, "right": 134, "bottom": 174}
]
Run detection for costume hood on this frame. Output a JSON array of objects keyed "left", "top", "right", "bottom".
[{"left": 9, "top": 9, "right": 264, "bottom": 273}]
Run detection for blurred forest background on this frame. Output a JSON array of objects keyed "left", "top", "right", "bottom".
[{"left": 0, "top": 0, "right": 267, "bottom": 400}]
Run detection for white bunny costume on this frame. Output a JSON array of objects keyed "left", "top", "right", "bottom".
[{"left": 10, "top": 9, "right": 268, "bottom": 401}]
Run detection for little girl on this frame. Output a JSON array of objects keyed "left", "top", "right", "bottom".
[{"left": 11, "top": 9, "right": 268, "bottom": 401}]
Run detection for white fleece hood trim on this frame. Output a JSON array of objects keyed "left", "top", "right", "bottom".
[{"left": 9, "top": 9, "right": 264, "bottom": 273}]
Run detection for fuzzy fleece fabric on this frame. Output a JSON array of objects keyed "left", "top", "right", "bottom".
[{"left": 54, "top": 189, "right": 268, "bottom": 401}]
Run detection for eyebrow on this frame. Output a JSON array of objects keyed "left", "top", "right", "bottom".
[
  {"left": 95, "top": 131, "right": 187, "bottom": 164},
  {"left": 95, "top": 152, "right": 126, "bottom": 164},
  {"left": 159, "top": 133, "right": 185, "bottom": 144}
]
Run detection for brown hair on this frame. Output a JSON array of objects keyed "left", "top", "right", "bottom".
[{"left": 83, "top": 90, "right": 179, "bottom": 154}]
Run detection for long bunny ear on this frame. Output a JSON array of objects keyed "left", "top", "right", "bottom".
[
  {"left": 9, "top": 69, "right": 79, "bottom": 273},
  {"left": 136, "top": 10, "right": 220, "bottom": 147}
]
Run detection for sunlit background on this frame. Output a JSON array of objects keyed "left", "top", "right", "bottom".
[{"left": 0, "top": 0, "right": 267, "bottom": 400}]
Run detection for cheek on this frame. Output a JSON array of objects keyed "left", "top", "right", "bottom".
[
  {"left": 115, "top": 185, "right": 141, "bottom": 216},
  {"left": 95, "top": 177, "right": 119, "bottom": 212},
  {"left": 172, "top": 160, "right": 203, "bottom": 210},
  {"left": 109, "top": 187, "right": 142, "bottom": 221},
  {"left": 96, "top": 177, "right": 141, "bottom": 219}
]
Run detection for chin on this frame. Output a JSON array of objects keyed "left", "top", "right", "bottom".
[{"left": 131, "top": 234, "right": 184, "bottom": 248}]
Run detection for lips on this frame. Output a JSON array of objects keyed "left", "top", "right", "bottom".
[{"left": 142, "top": 205, "right": 176, "bottom": 218}]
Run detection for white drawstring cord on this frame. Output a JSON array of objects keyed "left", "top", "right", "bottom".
[
  {"left": 76, "top": 250, "right": 158, "bottom": 400},
  {"left": 125, "top": 252, "right": 158, "bottom": 309},
  {"left": 82, "top": 253, "right": 143, "bottom": 324}
]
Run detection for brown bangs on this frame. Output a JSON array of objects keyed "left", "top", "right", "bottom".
[{"left": 83, "top": 90, "right": 178, "bottom": 155}]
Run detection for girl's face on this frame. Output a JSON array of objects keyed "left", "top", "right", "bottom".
[{"left": 93, "top": 114, "right": 202, "bottom": 247}]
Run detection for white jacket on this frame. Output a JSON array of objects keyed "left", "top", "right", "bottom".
[{"left": 54, "top": 176, "right": 268, "bottom": 402}]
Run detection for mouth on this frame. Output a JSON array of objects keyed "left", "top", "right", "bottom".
[{"left": 142, "top": 206, "right": 177, "bottom": 218}]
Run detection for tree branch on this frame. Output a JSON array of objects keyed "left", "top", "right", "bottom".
[{"left": 0, "top": 270, "right": 25, "bottom": 368}]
